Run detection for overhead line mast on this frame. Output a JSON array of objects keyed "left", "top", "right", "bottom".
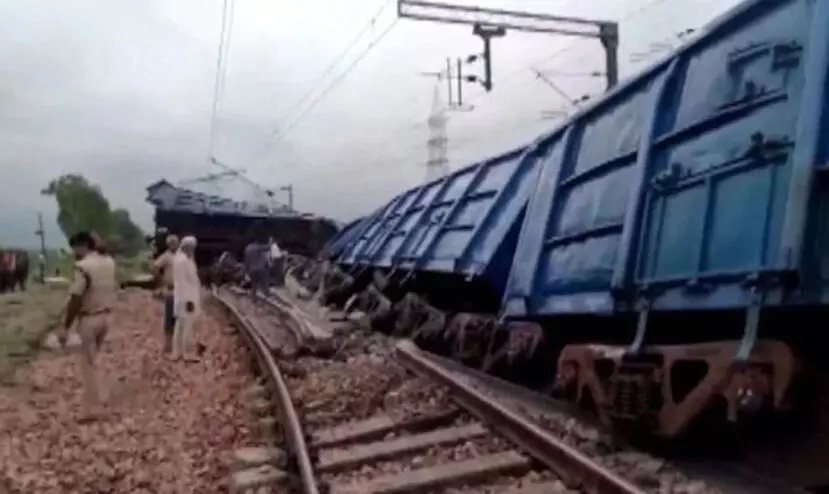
[{"left": 397, "top": 0, "right": 619, "bottom": 91}]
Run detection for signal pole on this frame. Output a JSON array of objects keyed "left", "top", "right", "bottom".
[
  {"left": 35, "top": 213, "right": 46, "bottom": 282},
  {"left": 420, "top": 57, "right": 474, "bottom": 111},
  {"left": 278, "top": 185, "right": 294, "bottom": 211},
  {"left": 397, "top": 0, "right": 619, "bottom": 91}
]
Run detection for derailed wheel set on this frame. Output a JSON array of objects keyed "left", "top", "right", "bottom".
[{"left": 281, "top": 1, "right": 829, "bottom": 487}]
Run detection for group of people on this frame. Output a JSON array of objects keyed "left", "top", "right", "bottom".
[
  {"left": 151, "top": 232, "right": 286, "bottom": 359},
  {"left": 152, "top": 234, "right": 203, "bottom": 362},
  {"left": 54, "top": 229, "right": 283, "bottom": 422},
  {"left": 52, "top": 231, "right": 204, "bottom": 421}
]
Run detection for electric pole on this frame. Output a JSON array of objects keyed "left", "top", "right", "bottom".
[
  {"left": 472, "top": 24, "right": 505, "bottom": 92},
  {"left": 397, "top": 0, "right": 619, "bottom": 91},
  {"left": 35, "top": 213, "right": 46, "bottom": 282},
  {"left": 278, "top": 185, "right": 294, "bottom": 211},
  {"left": 419, "top": 57, "right": 474, "bottom": 111}
]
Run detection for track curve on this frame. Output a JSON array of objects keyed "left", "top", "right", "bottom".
[{"left": 213, "top": 288, "right": 320, "bottom": 494}]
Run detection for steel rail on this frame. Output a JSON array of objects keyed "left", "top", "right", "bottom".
[
  {"left": 394, "top": 339, "right": 645, "bottom": 494},
  {"left": 228, "top": 285, "right": 333, "bottom": 350},
  {"left": 213, "top": 289, "right": 321, "bottom": 494}
]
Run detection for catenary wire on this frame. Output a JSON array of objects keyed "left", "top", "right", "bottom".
[
  {"left": 250, "top": 16, "right": 401, "bottom": 162},
  {"left": 263, "top": 0, "right": 397, "bottom": 140},
  {"left": 321, "top": 0, "right": 713, "bottom": 178},
  {"left": 206, "top": 0, "right": 233, "bottom": 160}
]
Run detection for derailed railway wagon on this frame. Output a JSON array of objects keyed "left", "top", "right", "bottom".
[
  {"left": 304, "top": 0, "right": 829, "bottom": 486},
  {"left": 145, "top": 180, "right": 339, "bottom": 270},
  {"left": 495, "top": 0, "right": 829, "bottom": 449}
]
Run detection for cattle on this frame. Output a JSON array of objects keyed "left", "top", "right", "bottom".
[{"left": 0, "top": 250, "right": 30, "bottom": 293}]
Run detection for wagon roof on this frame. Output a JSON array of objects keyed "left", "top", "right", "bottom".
[{"left": 145, "top": 179, "right": 326, "bottom": 222}]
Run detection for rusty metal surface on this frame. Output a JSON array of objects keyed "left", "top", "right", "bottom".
[
  {"left": 557, "top": 340, "right": 799, "bottom": 437},
  {"left": 330, "top": 451, "right": 532, "bottom": 494},
  {"left": 394, "top": 339, "right": 645, "bottom": 494},
  {"left": 212, "top": 289, "right": 321, "bottom": 494},
  {"left": 404, "top": 342, "right": 810, "bottom": 494},
  {"left": 317, "top": 423, "right": 488, "bottom": 473}
]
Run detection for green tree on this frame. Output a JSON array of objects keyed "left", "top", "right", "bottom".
[
  {"left": 41, "top": 174, "right": 145, "bottom": 256},
  {"left": 110, "top": 208, "right": 145, "bottom": 256}
]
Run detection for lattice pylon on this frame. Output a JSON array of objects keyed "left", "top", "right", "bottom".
[{"left": 424, "top": 83, "right": 450, "bottom": 183}]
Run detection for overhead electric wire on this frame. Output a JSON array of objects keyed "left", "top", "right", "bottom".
[
  {"left": 218, "top": 0, "right": 236, "bottom": 107},
  {"left": 322, "top": 0, "right": 686, "bottom": 171},
  {"left": 251, "top": 16, "right": 401, "bottom": 160},
  {"left": 462, "top": 0, "right": 675, "bottom": 109},
  {"left": 206, "top": 0, "right": 234, "bottom": 160},
  {"left": 245, "top": 0, "right": 704, "bottom": 189},
  {"left": 265, "top": 0, "right": 396, "bottom": 136},
  {"left": 322, "top": 0, "right": 708, "bottom": 179}
]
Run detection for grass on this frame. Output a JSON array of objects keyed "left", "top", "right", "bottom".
[
  {"left": 0, "top": 253, "right": 150, "bottom": 385},
  {"left": 0, "top": 285, "right": 66, "bottom": 384},
  {"left": 115, "top": 254, "right": 151, "bottom": 283},
  {"left": 38, "top": 251, "right": 151, "bottom": 284}
]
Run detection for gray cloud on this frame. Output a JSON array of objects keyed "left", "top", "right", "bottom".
[{"left": 0, "top": 0, "right": 742, "bottom": 248}]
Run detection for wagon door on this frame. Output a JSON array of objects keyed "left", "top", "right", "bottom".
[{"left": 636, "top": 0, "right": 811, "bottom": 327}]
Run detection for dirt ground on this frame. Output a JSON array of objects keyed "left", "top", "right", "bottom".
[{"left": 0, "top": 288, "right": 257, "bottom": 493}]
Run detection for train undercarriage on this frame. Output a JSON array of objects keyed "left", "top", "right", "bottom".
[
  {"left": 291, "top": 261, "right": 814, "bottom": 433},
  {"left": 224, "top": 255, "right": 829, "bottom": 488}
]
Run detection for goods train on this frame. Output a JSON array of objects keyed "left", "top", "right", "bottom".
[
  {"left": 293, "top": 0, "right": 829, "bottom": 484},
  {"left": 145, "top": 179, "right": 339, "bottom": 272}
]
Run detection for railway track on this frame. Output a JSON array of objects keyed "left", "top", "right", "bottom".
[
  {"left": 214, "top": 288, "right": 318, "bottom": 494},
  {"left": 215, "top": 284, "right": 771, "bottom": 494}
]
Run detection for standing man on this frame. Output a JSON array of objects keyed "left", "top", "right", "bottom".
[
  {"left": 268, "top": 236, "right": 284, "bottom": 288},
  {"left": 172, "top": 236, "right": 201, "bottom": 362},
  {"left": 152, "top": 234, "right": 179, "bottom": 353},
  {"left": 58, "top": 231, "right": 117, "bottom": 422},
  {"left": 37, "top": 253, "right": 45, "bottom": 284},
  {"left": 244, "top": 234, "right": 270, "bottom": 302}
]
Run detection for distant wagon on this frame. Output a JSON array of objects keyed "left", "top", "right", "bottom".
[{"left": 144, "top": 180, "right": 339, "bottom": 280}]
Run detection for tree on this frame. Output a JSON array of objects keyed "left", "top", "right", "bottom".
[
  {"left": 111, "top": 208, "right": 145, "bottom": 256},
  {"left": 41, "top": 174, "right": 145, "bottom": 256}
]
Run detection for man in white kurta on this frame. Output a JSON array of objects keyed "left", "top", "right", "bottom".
[{"left": 172, "top": 236, "right": 202, "bottom": 362}]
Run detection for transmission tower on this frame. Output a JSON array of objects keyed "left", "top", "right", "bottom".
[{"left": 425, "top": 83, "right": 450, "bottom": 182}]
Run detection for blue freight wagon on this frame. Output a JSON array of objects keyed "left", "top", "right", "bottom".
[
  {"left": 324, "top": 215, "right": 369, "bottom": 258},
  {"left": 316, "top": 0, "right": 829, "bottom": 460},
  {"left": 333, "top": 145, "right": 542, "bottom": 313},
  {"left": 488, "top": 0, "right": 828, "bottom": 443}
]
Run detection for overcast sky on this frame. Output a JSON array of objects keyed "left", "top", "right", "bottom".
[{"left": 0, "top": 0, "right": 743, "bottom": 248}]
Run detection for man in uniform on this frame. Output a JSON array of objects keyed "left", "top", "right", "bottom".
[
  {"left": 58, "top": 231, "right": 117, "bottom": 421},
  {"left": 152, "top": 234, "right": 179, "bottom": 353}
]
